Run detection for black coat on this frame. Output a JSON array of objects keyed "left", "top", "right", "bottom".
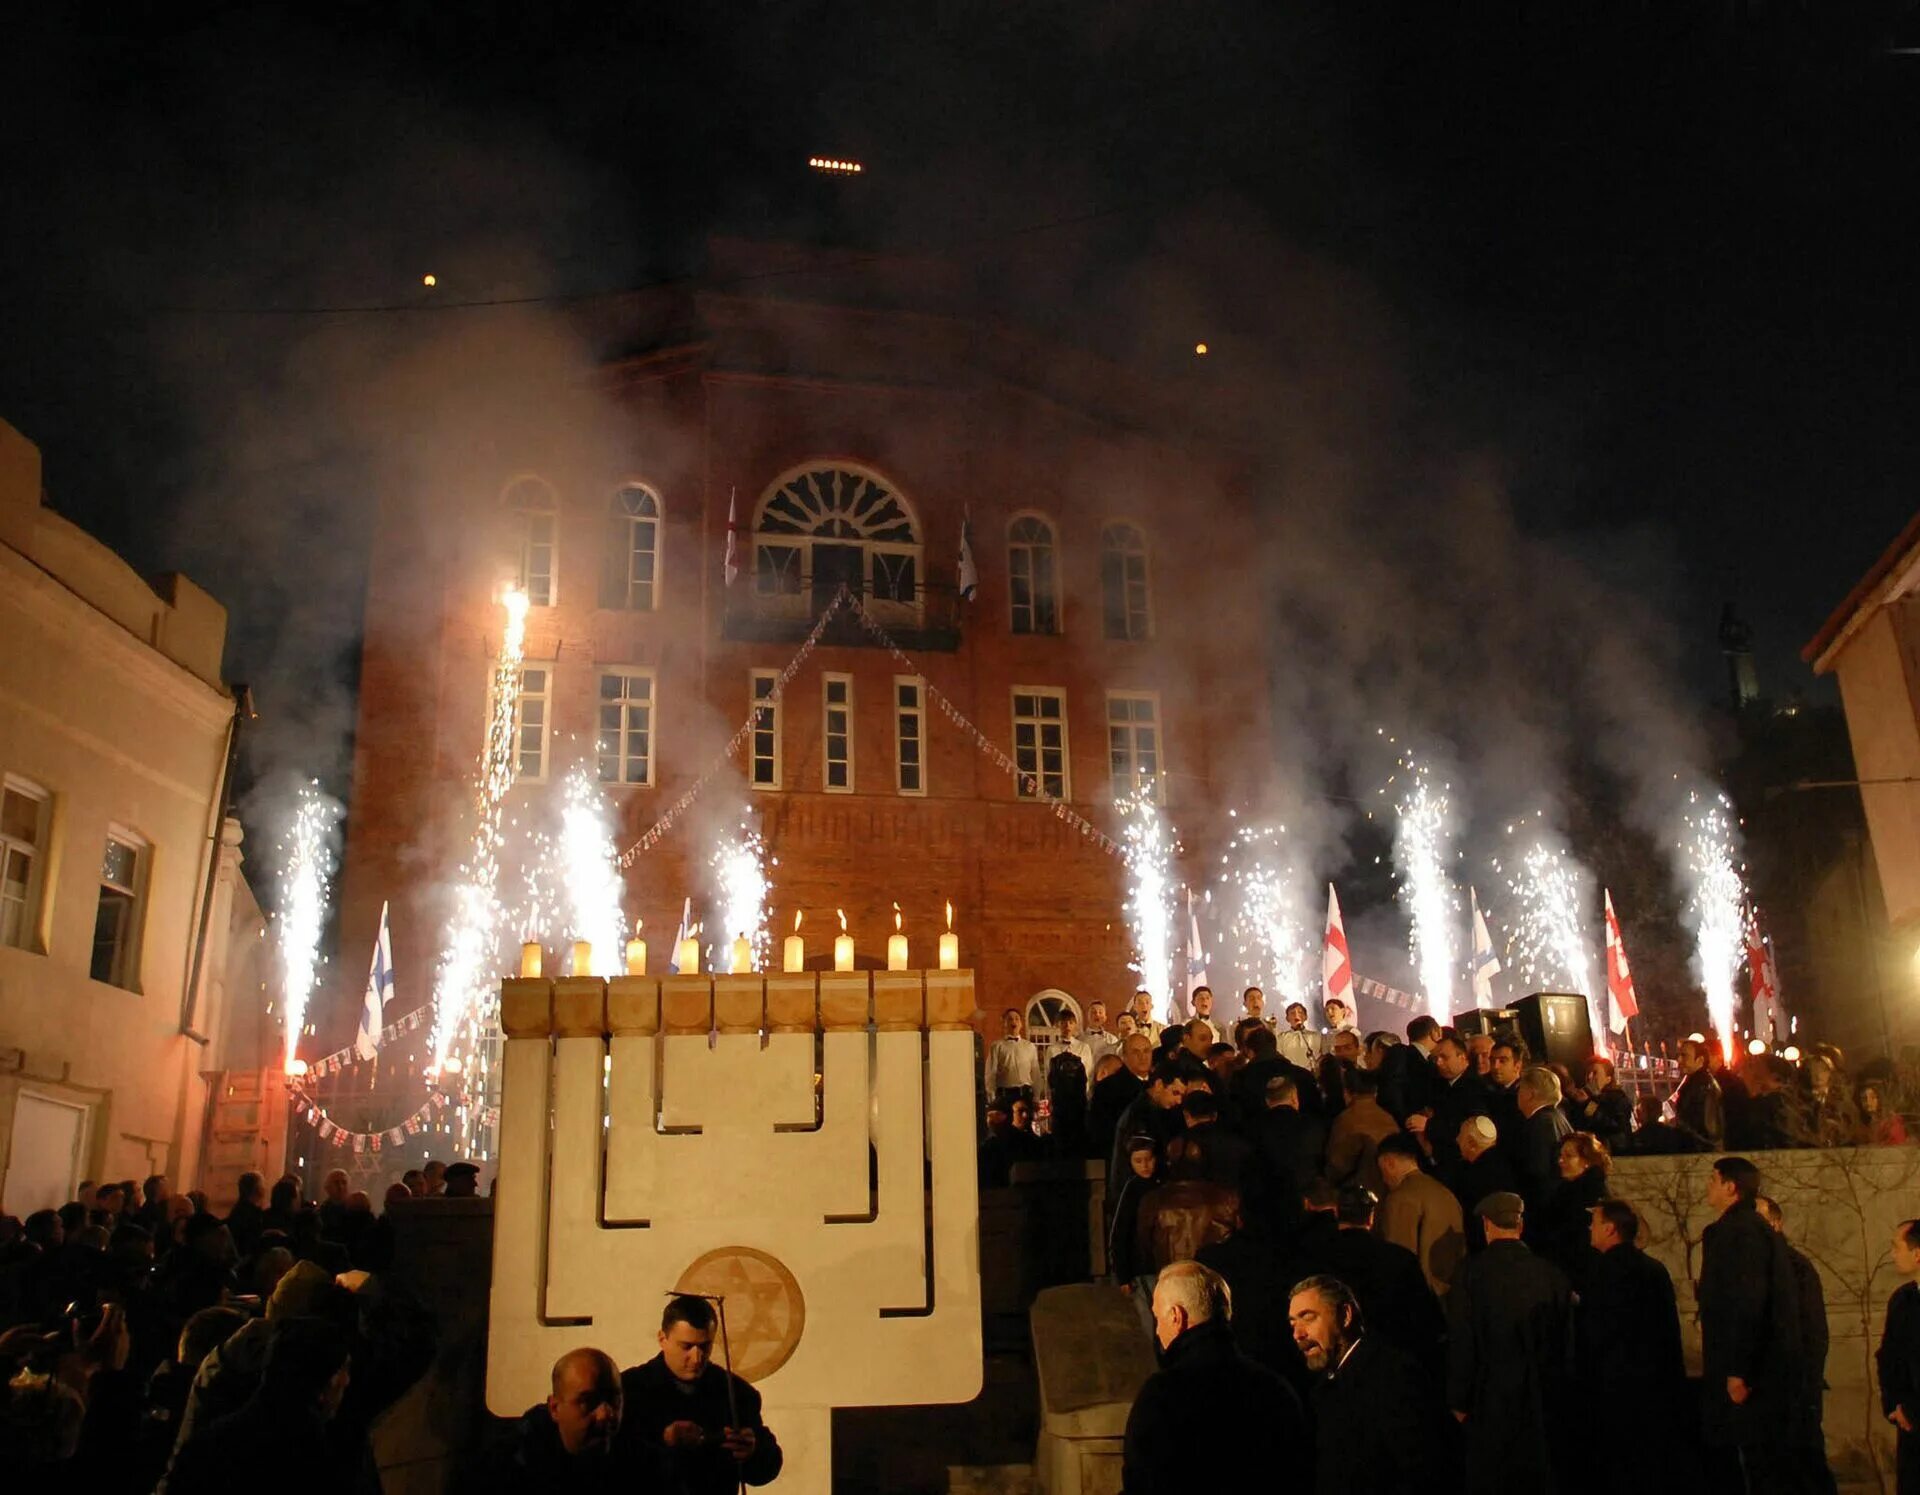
[
  {"left": 1195, "top": 1232, "right": 1304, "bottom": 1391},
  {"left": 1566, "top": 1085, "right": 1633, "bottom": 1151},
  {"left": 1672, "top": 1069, "right": 1724, "bottom": 1149},
  {"left": 1697, "top": 1200, "right": 1803, "bottom": 1450},
  {"left": 1533, "top": 1167, "right": 1606, "bottom": 1279},
  {"left": 1088, "top": 1069, "right": 1146, "bottom": 1160},
  {"left": 1249, "top": 1105, "right": 1328, "bottom": 1236},
  {"left": 1320, "top": 1227, "right": 1446, "bottom": 1370},
  {"left": 168, "top": 1391, "right": 375, "bottom": 1495},
  {"left": 1512, "top": 1106, "right": 1573, "bottom": 1216},
  {"left": 1782, "top": 1240, "right": 1831, "bottom": 1450},
  {"left": 1310, "top": 1334, "right": 1456, "bottom": 1495},
  {"left": 1427, "top": 1072, "right": 1491, "bottom": 1182},
  {"left": 1232, "top": 1056, "right": 1321, "bottom": 1125},
  {"left": 1878, "top": 1281, "right": 1920, "bottom": 1421},
  {"left": 1378, "top": 1043, "right": 1439, "bottom": 1125},
  {"left": 617, "top": 1354, "right": 782, "bottom": 1494},
  {"left": 480, "top": 1404, "right": 656, "bottom": 1494},
  {"left": 1453, "top": 1147, "right": 1519, "bottom": 1250},
  {"left": 1446, "top": 1239, "right": 1573, "bottom": 1495},
  {"left": 1575, "top": 1245, "right": 1684, "bottom": 1419},
  {"left": 1121, "top": 1318, "right": 1307, "bottom": 1495}
]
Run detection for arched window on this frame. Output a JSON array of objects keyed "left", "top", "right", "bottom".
[
  {"left": 753, "top": 464, "right": 922, "bottom": 623},
  {"left": 1007, "top": 515, "right": 1058, "bottom": 635},
  {"left": 503, "top": 476, "right": 558, "bottom": 606},
  {"left": 1100, "top": 522, "right": 1151, "bottom": 641},
  {"left": 603, "top": 484, "right": 661, "bottom": 609}
]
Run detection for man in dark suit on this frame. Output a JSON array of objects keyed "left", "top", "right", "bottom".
[
  {"left": 1321, "top": 1184, "right": 1444, "bottom": 1370},
  {"left": 1418, "top": 1034, "right": 1490, "bottom": 1186},
  {"left": 1291, "top": 1273, "right": 1455, "bottom": 1495},
  {"left": 1878, "top": 1218, "right": 1920, "bottom": 1495},
  {"left": 1248, "top": 1071, "right": 1328, "bottom": 1238},
  {"left": 1698, "top": 1157, "right": 1802, "bottom": 1492},
  {"left": 1446, "top": 1192, "right": 1574, "bottom": 1495},
  {"left": 1088, "top": 1032, "right": 1152, "bottom": 1160},
  {"left": 618, "top": 1295, "right": 782, "bottom": 1493},
  {"left": 1578, "top": 1199, "right": 1691, "bottom": 1488},
  {"left": 1512, "top": 1067, "right": 1573, "bottom": 1218},
  {"left": 1378, "top": 1016, "right": 1443, "bottom": 1126},
  {"left": 1759, "top": 1195, "right": 1838, "bottom": 1495}
]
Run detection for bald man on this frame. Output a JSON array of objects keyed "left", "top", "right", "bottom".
[{"left": 487, "top": 1346, "right": 641, "bottom": 1490}]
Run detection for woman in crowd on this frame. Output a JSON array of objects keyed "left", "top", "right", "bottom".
[
  {"left": 1857, "top": 1078, "right": 1908, "bottom": 1145},
  {"left": 1538, "top": 1130, "right": 1611, "bottom": 1277}
]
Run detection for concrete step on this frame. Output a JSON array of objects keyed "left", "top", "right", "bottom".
[{"left": 947, "top": 1465, "right": 1035, "bottom": 1495}]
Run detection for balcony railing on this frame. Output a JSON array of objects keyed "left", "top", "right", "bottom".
[{"left": 722, "top": 573, "right": 964, "bottom": 651}]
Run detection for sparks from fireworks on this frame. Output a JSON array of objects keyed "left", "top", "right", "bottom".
[
  {"left": 276, "top": 782, "right": 339, "bottom": 1074},
  {"left": 559, "top": 764, "right": 627, "bottom": 976},
  {"left": 1392, "top": 756, "right": 1459, "bottom": 1021},
  {"left": 1119, "top": 792, "right": 1176, "bottom": 1020},
  {"left": 709, "top": 808, "right": 772, "bottom": 974},
  {"left": 1215, "top": 815, "right": 1311, "bottom": 1007},
  {"left": 429, "top": 586, "right": 528, "bottom": 1091},
  {"left": 1682, "top": 789, "right": 1747, "bottom": 1062},
  {"left": 1491, "top": 824, "right": 1602, "bottom": 1042}
]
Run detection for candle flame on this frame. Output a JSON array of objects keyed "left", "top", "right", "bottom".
[
  {"left": 945, "top": 899, "right": 953, "bottom": 930},
  {"left": 893, "top": 900, "right": 902, "bottom": 932},
  {"left": 837, "top": 908, "right": 847, "bottom": 933},
  {"left": 794, "top": 910, "right": 803, "bottom": 933}
]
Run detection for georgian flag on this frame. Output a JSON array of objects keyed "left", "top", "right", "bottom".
[
  {"left": 355, "top": 901, "right": 395, "bottom": 1061},
  {"left": 723, "top": 487, "right": 741, "bottom": 586},
  {"left": 1469, "top": 888, "right": 1501, "bottom": 1005},
  {"left": 957, "top": 507, "right": 979, "bottom": 601},
  {"left": 1322, "top": 883, "right": 1355, "bottom": 1017},
  {"left": 1604, "top": 889, "right": 1639, "bottom": 1035},
  {"left": 1185, "top": 886, "right": 1208, "bottom": 1004},
  {"left": 1747, "top": 910, "right": 1783, "bottom": 1044}
]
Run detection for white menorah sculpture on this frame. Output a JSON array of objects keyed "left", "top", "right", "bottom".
[{"left": 487, "top": 966, "right": 984, "bottom": 1493}]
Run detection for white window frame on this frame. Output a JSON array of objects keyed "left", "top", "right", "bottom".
[
  {"left": 1011, "top": 686, "right": 1070, "bottom": 802},
  {"left": 512, "top": 663, "right": 553, "bottom": 783},
  {"left": 1007, "top": 513, "right": 1060, "bottom": 636},
  {"left": 597, "top": 667, "right": 656, "bottom": 787},
  {"left": 0, "top": 776, "right": 51, "bottom": 953},
  {"left": 893, "top": 676, "right": 927, "bottom": 797},
  {"left": 750, "top": 670, "right": 783, "bottom": 790},
  {"left": 91, "top": 827, "right": 147, "bottom": 991},
  {"left": 504, "top": 475, "right": 559, "bottom": 607},
  {"left": 1100, "top": 521, "right": 1152, "bottom": 641},
  {"left": 611, "top": 484, "right": 662, "bottom": 610},
  {"left": 822, "top": 672, "right": 854, "bottom": 794},
  {"left": 1106, "top": 691, "right": 1164, "bottom": 802}
]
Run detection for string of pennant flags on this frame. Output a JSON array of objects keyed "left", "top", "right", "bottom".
[
  {"left": 299, "top": 1003, "right": 431, "bottom": 1080},
  {"left": 290, "top": 1083, "right": 450, "bottom": 1152}
]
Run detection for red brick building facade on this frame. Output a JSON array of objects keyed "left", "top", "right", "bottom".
[{"left": 329, "top": 264, "right": 1275, "bottom": 1064}]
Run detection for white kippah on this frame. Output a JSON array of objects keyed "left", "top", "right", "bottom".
[{"left": 1466, "top": 1115, "right": 1498, "bottom": 1144}]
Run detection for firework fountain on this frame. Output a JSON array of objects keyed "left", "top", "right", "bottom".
[
  {"left": 1119, "top": 792, "right": 1176, "bottom": 1019},
  {"left": 1216, "top": 815, "right": 1311, "bottom": 1008},
  {"left": 276, "top": 782, "right": 339, "bottom": 1074},
  {"left": 559, "top": 765, "right": 627, "bottom": 976},
  {"left": 1493, "top": 826, "right": 1603, "bottom": 1043},
  {"left": 709, "top": 808, "right": 773, "bottom": 974},
  {"left": 428, "top": 586, "right": 528, "bottom": 1152},
  {"left": 1682, "top": 789, "right": 1747, "bottom": 1061},
  {"left": 1392, "top": 757, "right": 1459, "bottom": 1022}
]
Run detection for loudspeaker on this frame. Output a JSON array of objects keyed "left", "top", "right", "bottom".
[
  {"left": 1512, "top": 992, "right": 1594, "bottom": 1068},
  {"left": 1452, "top": 1007, "right": 1520, "bottom": 1040}
]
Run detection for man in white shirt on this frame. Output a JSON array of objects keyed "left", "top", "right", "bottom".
[
  {"left": 1049, "top": 1010, "right": 1096, "bottom": 1096},
  {"left": 1323, "top": 997, "right": 1359, "bottom": 1036},
  {"left": 1276, "top": 1001, "right": 1324, "bottom": 1070},
  {"left": 1187, "top": 986, "right": 1220, "bottom": 1045},
  {"left": 985, "top": 1007, "right": 1041, "bottom": 1106},
  {"left": 1128, "top": 989, "right": 1164, "bottom": 1044},
  {"left": 1081, "top": 999, "right": 1122, "bottom": 1069}
]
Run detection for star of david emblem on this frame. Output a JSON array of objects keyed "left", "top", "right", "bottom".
[{"left": 673, "top": 1246, "right": 806, "bottom": 1382}]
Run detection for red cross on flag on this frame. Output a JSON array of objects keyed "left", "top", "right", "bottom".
[
  {"left": 1747, "top": 910, "right": 1783, "bottom": 1044},
  {"left": 1323, "top": 883, "right": 1355, "bottom": 1017},
  {"left": 1603, "top": 889, "right": 1639, "bottom": 1034}
]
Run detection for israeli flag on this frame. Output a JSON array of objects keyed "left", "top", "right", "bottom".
[
  {"left": 957, "top": 508, "right": 979, "bottom": 601},
  {"left": 355, "top": 901, "right": 395, "bottom": 1061},
  {"left": 1468, "top": 888, "right": 1501, "bottom": 1006}
]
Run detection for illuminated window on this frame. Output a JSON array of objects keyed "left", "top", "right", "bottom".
[
  {"left": 750, "top": 670, "right": 782, "bottom": 789},
  {"left": 91, "top": 830, "right": 145, "bottom": 988},
  {"left": 1100, "top": 522, "right": 1151, "bottom": 640},
  {"left": 0, "top": 779, "right": 50, "bottom": 951},
  {"left": 605, "top": 485, "right": 661, "bottom": 609},
  {"left": 1012, "top": 688, "right": 1069, "bottom": 801},
  {"left": 1008, "top": 515, "right": 1058, "bottom": 635},
  {"left": 514, "top": 665, "right": 551, "bottom": 781},
  {"left": 823, "top": 673, "right": 853, "bottom": 793},
  {"left": 1107, "top": 692, "right": 1163, "bottom": 801},
  {"left": 894, "top": 677, "right": 926, "bottom": 796},
  {"left": 753, "top": 464, "right": 921, "bottom": 622},
  {"left": 597, "top": 669, "right": 655, "bottom": 785},
  {"left": 504, "top": 476, "right": 559, "bottom": 606}
]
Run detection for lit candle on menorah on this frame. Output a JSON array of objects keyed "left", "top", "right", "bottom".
[
  {"left": 834, "top": 908, "right": 854, "bottom": 972},
  {"left": 939, "top": 900, "right": 959, "bottom": 970},
  {"left": 784, "top": 911, "right": 805, "bottom": 973},
  {"left": 625, "top": 920, "right": 646, "bottom": 976},
  {"left": 887, "top": 902, "right": 908, "bottom": 971}
]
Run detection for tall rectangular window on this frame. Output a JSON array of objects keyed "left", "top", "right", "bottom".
[
  {"left": 1107, "top": 692, "right": 1163, "bottom": 800},
  {"left": 1100, "top": 523, "right": 1151, "bottom": 641},
  {"left": 91, "top": 831, "right": 144, "bottom": 988},
  {"left": 514, "top": 665, "right": 551, "bottom": 782},
  {"left": 0, "top": 779, "right": 50, "bottom": 951},
  {"left": 894, "top": 677, "right": 926, "bottom": 796},
  {"left": 750, "top": 670, "right": 782, "bottom": 789},
  {"left": 597, "top": 669, "right": 655, "bottom": 785},
  {"left": 1012, "top": 688, "right": 1070, "bottom": 801},
  {"left": 1007, "top": 516, "right": 1059, "bottom": 635},
  {"left": 822, "top": 673, "right": 854, "bottom": 793}
]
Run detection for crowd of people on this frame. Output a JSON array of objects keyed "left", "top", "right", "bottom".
[
  {"left": 984, "top": 985, "right": 1920, "bottom": 1495},
  {"left": 0, "top": 1163, "right": 781, "bottom": 1492}
]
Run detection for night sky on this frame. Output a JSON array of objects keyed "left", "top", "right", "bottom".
[{"left": 5, "top": 4, "right": 1919, "bottom": 873}]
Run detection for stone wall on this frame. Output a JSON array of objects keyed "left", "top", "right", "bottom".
[{"left": 1610, "top": 1147, "right": 1920, "bottom": 1492}]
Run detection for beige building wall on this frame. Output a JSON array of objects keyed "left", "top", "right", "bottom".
[
  {"left": 0, "top": 416, "right": 257, "bottom": 1211},
  {"left": 1830, "top": 601, "right": 1920, "bottom": 938}
]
